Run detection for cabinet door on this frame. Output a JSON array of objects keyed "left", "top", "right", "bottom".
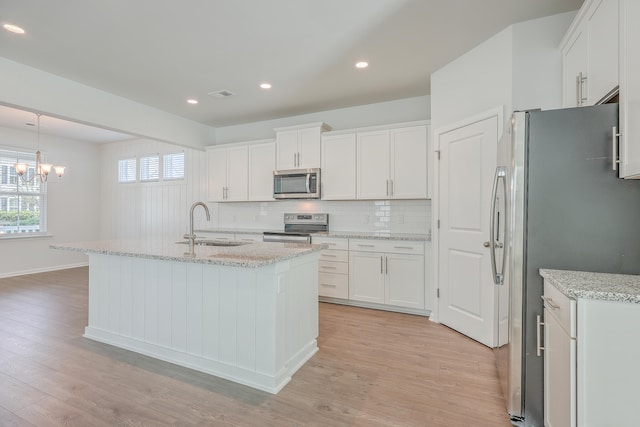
[
  {"left": 544, "top": 308, "right": 576, "bottom": 427},
  {"left": 207, "top": 148, "right": 227, "bottom": 201},
  {"left": 384, "top": 253, "right": 425, "bottom": 309},
  {"left": 619, "top": 0, "right": 640, "bottom": 178},
  {"left": 248, "top": 142, "right": 275, "bottom": 201},
  {"left": 297, "top": 127, "right": 321, "bottom": 169},
  {"left": 587, "top": 0, "right": 619, "bottom": 104},
  {"left": 357, "top": 130, "right": 390, "bottom": 199},
  {"left": 562, "top": 29, "right": 588, "bottom": 107},
  {"left": 276, "top": 130, "right": 298, "bottom": 170},
  {"left": 225, "top": 146, "right": 248, "bottom": 201},
  {"left": 390, "top": 126, "right": 428, "bottom": 199},
  {"left": 349, "top": 251, "right": 385, "bottom": 304},
  {"left": 321, "top": 133, "right": 356, "bottom": 200}
]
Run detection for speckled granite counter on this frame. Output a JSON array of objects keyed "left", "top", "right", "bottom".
[
  {"left": 51, "top": 240, "right": 325, "bottom": 268},
  {"left": 540, "top": 269, "right": 640, "bottom": 304},
  {"left": 196, "top": 228, "right": 431, "bottom": 242}
]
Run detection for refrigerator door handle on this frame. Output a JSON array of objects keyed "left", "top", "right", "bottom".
[
  {"left": 490, "top": 166, "right": 507, "bottom": 285},
  {"left": 612, "top": 126, "right": 621, "bottom": 171}
]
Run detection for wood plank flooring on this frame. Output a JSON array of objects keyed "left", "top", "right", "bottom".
[{"left": 0, "top": 267, "right": 511, "bottom": 426}]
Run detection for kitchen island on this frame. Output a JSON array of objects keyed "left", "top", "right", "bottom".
[{"left": 51, "top": 240, "right": 324, "bottom": 393}]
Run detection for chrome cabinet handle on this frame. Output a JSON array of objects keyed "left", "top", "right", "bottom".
[
  {"left": 613, "top": 126, "right": 621, "bottom": 171},
  {"left": 385, "top": 256, "right": 388, "bottom": 275},
  {"left": 575, "top": 74, "right": 581, "bottom": 106},
  {"left": 389, "top": 179, "right": 394, "bottom": 197},
  {"left": 321, "top": 266, "right": 337, "bottom": 270},
  {"left": 380, "top": 256, "right": 383, "bottom": 274},
  {"left": 541, "top": 295, "right": 560, "bottom": 310},
  {"left": 322, "top": 254, "right": 337, "bottom": 258},
  {"left": 320, "top": 283, "right": 337, "bottom": 288},
  {"left": 393, "top": 246, "right": 414, "bottom": 250},
  {"left": 357, "top": 244, "right": 375, "bottom": 248},
  {"left": 578, "top": 72, "right": 588, "bottom": 106},
  {"left": 536, "top": 314, "right": 545, "bottom": 357}
]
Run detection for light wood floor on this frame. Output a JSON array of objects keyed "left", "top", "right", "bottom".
[{"left": 0, "top": 267, "right": 511, "bottom": 426}]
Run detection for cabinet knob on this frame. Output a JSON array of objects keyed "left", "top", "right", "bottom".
[{"left": 483, "top": 241, "right": 490, "bottom": 248}]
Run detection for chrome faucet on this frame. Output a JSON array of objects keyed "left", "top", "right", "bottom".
[{"left": 184, "top": 201, "right": 211, "bottom": 255}]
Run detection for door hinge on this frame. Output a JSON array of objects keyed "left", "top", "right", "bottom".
[
  {"left": 435, "top": 150, "right": 441, "bottom": 160},
  {"left": 437, "top": 288, "right": 440, "bottom": 298},
  {"left": 437, "top": 219, "right": 440, "bottom": 229}
]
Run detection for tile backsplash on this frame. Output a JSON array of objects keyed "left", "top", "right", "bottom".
[{"left": 206, "top": 199, "right": 431, "bottom": 234}]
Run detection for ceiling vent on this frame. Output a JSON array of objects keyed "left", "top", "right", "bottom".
[{"left": 208, "top": 89, "right": 235, "bottom": 98}]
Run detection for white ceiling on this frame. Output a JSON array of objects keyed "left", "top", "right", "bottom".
[{"left": 0, "top": 0, "right": 583, "bottom": 140}]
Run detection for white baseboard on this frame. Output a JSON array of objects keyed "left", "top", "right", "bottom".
[{"left": 0, "top": 262, "right": 89, "bottom": 279}]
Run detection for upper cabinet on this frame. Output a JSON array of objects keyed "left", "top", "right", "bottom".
[
  {"left": 275, "top": 123, "right": 331, "bottom": 170},
  {"left": 619, "top": 0, "right": 640, "bottom": 178},
  {"left": 207, "top": 145, "right": 249, "bottom": 202},
  {"left": 357, "top": 124, "right": 429, "bottom": 200},
  {"left": 248, "top": 140, "right": 276, "bottom": 201},
  {"left": 561, "top": 0, "right": 619, "bottom": 107},
  {"left": 321, "top": 133, "right": 357, "bottom": 200}
]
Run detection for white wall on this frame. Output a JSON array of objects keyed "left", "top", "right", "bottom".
[
  {"left": 0, "top": 126, "right": 101, "bottom": 277},
  {"left": 99, "top": 139, "right": 208, "bottom": 241},
  {"left": 215, "top": 96, "right": 430, "bottom": 144}
]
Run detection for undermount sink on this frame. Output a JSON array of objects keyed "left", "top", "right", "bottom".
[{"left": 176, "top": 240, "right": 251, "bottom": 247}]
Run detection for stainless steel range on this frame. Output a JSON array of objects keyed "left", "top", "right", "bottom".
[{"left": 263, "top": 213, "right": 328, "bottom": 243}]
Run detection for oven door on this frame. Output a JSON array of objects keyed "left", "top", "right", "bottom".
[
  {"left": 273, "top": 169, "right": 320, "bottom": 199},
  {"left": 263, "top": 232, "right": 312, "bottom": 244}
]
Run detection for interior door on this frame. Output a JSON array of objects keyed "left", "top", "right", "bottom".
[{"left": 438, "top": 116, "right": 498, "bottom": 347}]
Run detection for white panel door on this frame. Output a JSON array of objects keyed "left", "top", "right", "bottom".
[
  {"left": 226, "top": 146, "right": 248, "bottom": 201},
  {"left": 321, "top": 133, "right": 356, "bottom": 200},
  {"left": 390, "top": 125, "right": 428, "bottom": 199},
  {"left": 207, "top": 148, "right": 227, "bottom": 201},
  {"left": 276, "top": 130, "right": 298, "bottom": 170},
  {"left": 349, "top": 251, "right": 385, "bottom": 304},
  {"left": 297, "top": 127, "right": 321, "bottom": 169},
  {"left": 248, "top": 142, "right": 275, "bottom": 201},
  {"left": 438, "top": 116, "right": 497, "bottom": 347},
  {"left": 357, "top": 130, "right": 390, "bottom": 199},
  {"left": 385, "top": 253, "right": 424, "bottom": 309}
]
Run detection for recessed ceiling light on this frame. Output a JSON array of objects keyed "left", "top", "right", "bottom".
[
  {"left": 260, "top": 83, "right": 272, "bottom": 89},
  {"left": 187, "top": 99, "right": 198, "bottom": 105},
  {"left": 3, "top": 24, "right": 25, "bottom": 34},
  {"left": 355, "top": 61, "right": 369, "bottom": 69}
]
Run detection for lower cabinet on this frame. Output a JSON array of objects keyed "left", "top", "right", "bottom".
[
  {"left": 349, "top": 239, "right": 425, "bottom": 310},
  {"left": 314, "top": 236, "right": 349, "bottom": 299}
]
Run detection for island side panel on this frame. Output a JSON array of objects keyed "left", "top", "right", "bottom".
[{"left": 83, "top": 252, "right": 319, "bottom": 393}]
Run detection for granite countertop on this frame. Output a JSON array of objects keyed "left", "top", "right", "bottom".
[
  {"left": 540, "top": 269, "right": 640, "bottom": 304},
  {"left": 196, "top": 228, "right": 431, "bottom": 242},
  {"left": 51, "top": 240, "right": 325, "bottom": 269}
]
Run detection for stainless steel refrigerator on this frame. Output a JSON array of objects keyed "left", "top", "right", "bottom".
[{"left": 490, "top": 103, "right": 640, "bottom": 426}]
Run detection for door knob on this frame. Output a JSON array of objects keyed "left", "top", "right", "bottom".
[{"left": 483, "top": 241, "right": 491, "bottom": 248}]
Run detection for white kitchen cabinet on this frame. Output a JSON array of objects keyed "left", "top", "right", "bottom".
[
  {"left": 248, "top": 140, "right": 276, "bottom": 201},
  {"left": 561, "top": 0, "right": 619, "bottom": 107},
  {"left": 349, "top": 239, "right": 425, "bottom": 309},
  {"left": 543, "top": 281, "right": 577, "bottom": 427},
  {"left": 314, "top": 236, "right": 349, "bottom": 299},
  {"left": 321, "top": 133, "right": 356, "bottom": 200},
  {"left": 618, "top": 0, "right": 640, "bottom": 178},
  {"left": 356, "top": 125, "right": 428, "bottom": 200},
  {"left": 207, "top": 145, "right": 248, "bottom": 202},
  {"left": 542, "top": 273, "right": 640, "bottom": 427},
  {"left": 275, "top": 123, "right": 330, "bottom": 170}
]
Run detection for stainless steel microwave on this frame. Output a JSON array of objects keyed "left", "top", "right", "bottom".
[{"left": 273, "top": 168, "right": 320, "bottom": 199}]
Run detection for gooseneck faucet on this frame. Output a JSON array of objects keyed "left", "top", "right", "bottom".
[{"left": 184, "top": 201, "right": 211, "bottom": 255}]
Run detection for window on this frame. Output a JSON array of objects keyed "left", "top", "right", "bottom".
[
  {"left": 163, "top": 152, "right": 184, "bottom": 180},
  {"left": 118, "top": 158, "right": 136, "bottom": 183},
  {"left": 0, "top": 148, "right": 46, "bottom": 235},
  {"left": 139, "top": 154, "right": 159, "bottom": 182}
]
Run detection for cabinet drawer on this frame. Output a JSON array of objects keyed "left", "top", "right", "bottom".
[
  {"left": 349, "top": 239, "right": 425, "bottom": 255},
  {"left": 319, "top": 260, "right": 348, "bottom": 275},
  {"left": 312, "top": 236, "right": 348, "bottom": 250},
  {"left": 543, "top": 281, "right": 577, "bottom": 338},
  {"left": 319, "top": 249, "right": 349, "bottom": 263},
  {"left": 318, "top": 272, "right": 349, "bottom": 299}
]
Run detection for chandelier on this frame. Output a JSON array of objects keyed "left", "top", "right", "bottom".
[{"left": 14, "top": 113, "right": 65, "bottom": 184}]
